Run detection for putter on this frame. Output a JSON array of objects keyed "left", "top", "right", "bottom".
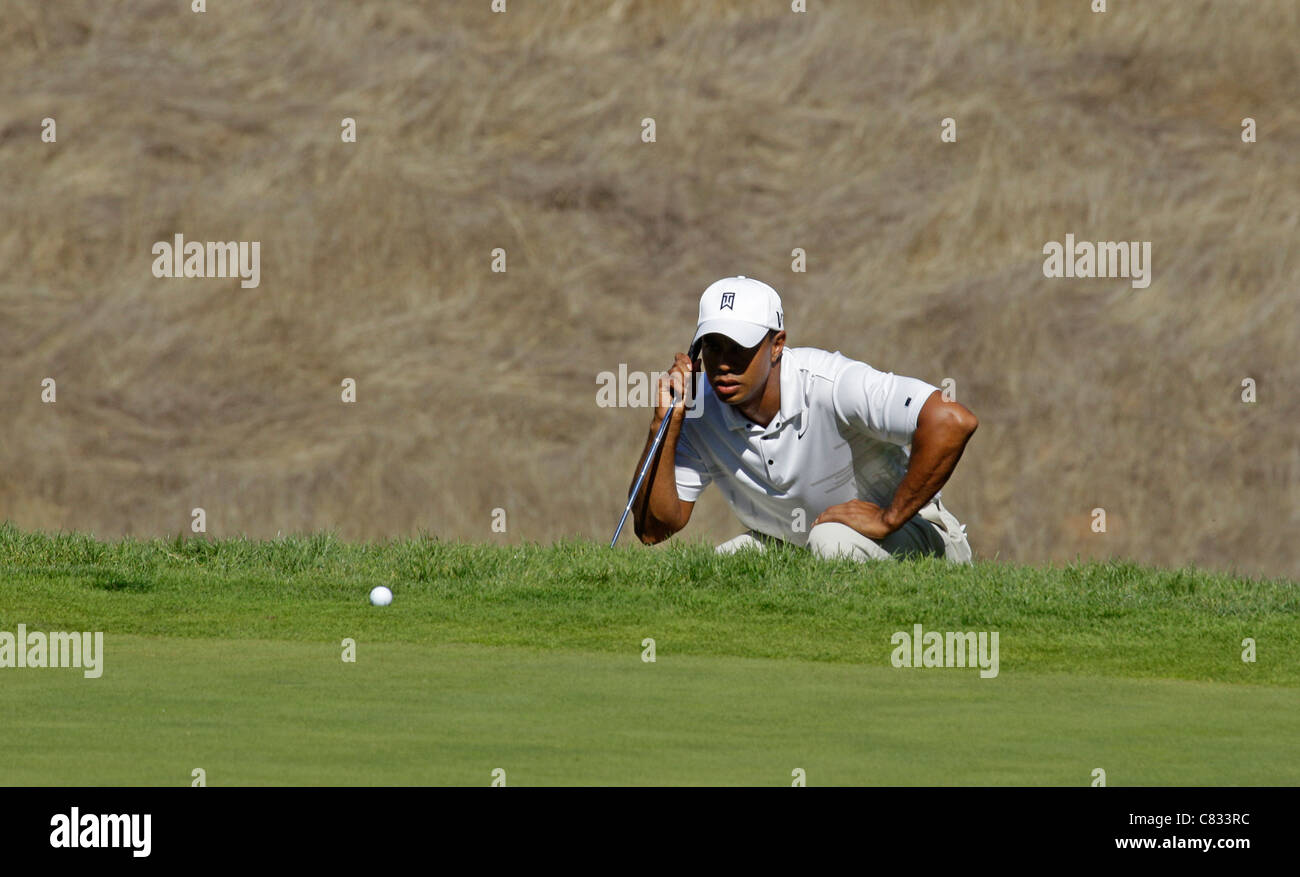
[{"left": 610, "top": 348, "right": 700, "bottom": 548}]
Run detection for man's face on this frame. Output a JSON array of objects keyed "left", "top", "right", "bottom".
[{"left": 698, "top": 331, "right": 783, "bottom": 406}]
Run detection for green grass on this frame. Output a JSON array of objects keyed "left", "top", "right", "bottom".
[{"left": 1, "top": 523, "right": 1297, "bottom": 785}]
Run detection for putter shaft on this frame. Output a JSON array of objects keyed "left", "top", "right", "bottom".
[{"left": 610, "top": 390, "right": 680, "bottom": 547}]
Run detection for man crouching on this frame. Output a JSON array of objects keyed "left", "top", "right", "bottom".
[{"left": 628, "top": 276, "right": 977, "bottom": 563}]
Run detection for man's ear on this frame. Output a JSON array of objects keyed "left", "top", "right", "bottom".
[{"left": 770, "top": 330, "right": 786, "bottom": 363}]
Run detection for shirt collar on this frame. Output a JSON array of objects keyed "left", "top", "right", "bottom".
[{"left": 719, "top": 348, "right": 807, "bottom": 436}]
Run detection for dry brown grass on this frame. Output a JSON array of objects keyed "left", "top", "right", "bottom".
[{"left": 2, "top": 0, "right": 1297, "bottom": 579}]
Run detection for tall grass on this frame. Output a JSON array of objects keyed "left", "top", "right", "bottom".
[{"left": 1, "top": 1, "right": 1297, "bottom": 578}]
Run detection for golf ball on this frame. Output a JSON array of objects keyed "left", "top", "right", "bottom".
[{"left": 369, "top": 586, "right": 393, "bottom": 606}]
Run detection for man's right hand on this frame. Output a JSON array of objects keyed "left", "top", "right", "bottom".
[
  {"left": 654, "top": 352, "right": 697, "bottom": 427},
  {"left": 635, "top": 351, "right": 700, "bottom": 544}
]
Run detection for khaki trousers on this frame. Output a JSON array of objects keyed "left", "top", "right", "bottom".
[{"left": 715, "top": 498, "right": 972, "bottom": 564}]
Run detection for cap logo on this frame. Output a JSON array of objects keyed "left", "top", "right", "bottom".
[{"left": 720, "top": 292, "right": 735, "bottom": 310}]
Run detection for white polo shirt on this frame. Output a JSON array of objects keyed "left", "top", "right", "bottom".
[{"left": 674, "top": 347, "right": 940, "bottom": 547}]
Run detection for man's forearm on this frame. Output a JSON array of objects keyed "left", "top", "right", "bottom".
[
  {"left": 630, "top": 416, "right": 685, "bottom": 542},
  {"left": 883, "top": 399, "right": 978, "bottom": 532}
]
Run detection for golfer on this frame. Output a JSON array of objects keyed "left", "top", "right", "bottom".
[{"left": 628, "top": 276, "right": 977, "bottom": 562}]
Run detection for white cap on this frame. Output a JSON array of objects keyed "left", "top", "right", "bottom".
[{"left": 690, "top": 276, "right": 784, "bottom": 358}]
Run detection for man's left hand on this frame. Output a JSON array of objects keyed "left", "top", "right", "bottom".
[{"left": 813, "top": 500, "right": 897, "bottom": 540}]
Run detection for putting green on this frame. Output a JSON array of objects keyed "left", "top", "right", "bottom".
[{"left": 3, "top": 636, "right": 1293, "bottom": 786}]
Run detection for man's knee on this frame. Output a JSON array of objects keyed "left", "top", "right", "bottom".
[
  {"left": 807, "top": 522, "right": 890, "bottom": 561},
  {"left": 716, "top": 532, "right": 767, "bottom": 555}
]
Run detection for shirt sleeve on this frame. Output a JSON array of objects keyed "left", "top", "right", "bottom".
[
  {"left": 673, "top": 426, "right": 712, "bottom": 502},
  {"left": 832, "top": 361, "right": 939, "bottom": 446}
]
